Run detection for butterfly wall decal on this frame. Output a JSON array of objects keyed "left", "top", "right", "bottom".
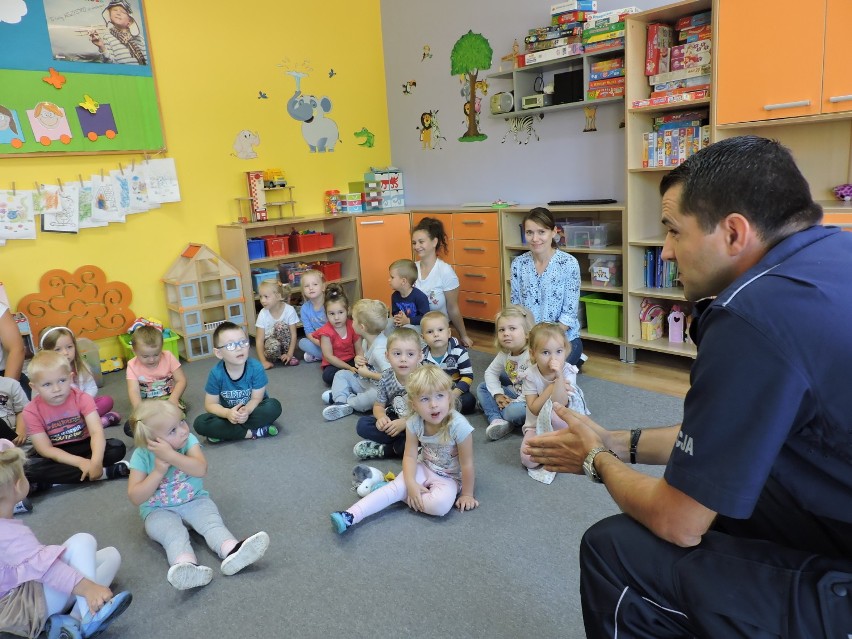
[
  {"left": 79, "top": 94, "right": 99, "bottom": 114},
  {"left": 43, "top": 67, "right": 66, "bottom": 89}
]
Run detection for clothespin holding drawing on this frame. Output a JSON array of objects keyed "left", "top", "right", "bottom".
[
  {"left": 11, "top": 182, "right": 15, "bottom": 196},
  {"left": 131, "top": 159, "right": 135, "bottom": 172},
  {"left": 57, "top": 177, "right": 64, "bottom": 193},
  {"left": 34, "top": 182, "right": 41, "bottom": 194},
  {"left": 79, "top": 174, "right": 84, "bottom": 187},
  {"left": 118, "top": 162, "right": 124, "bottom": 175},
  {"left": 100, "top": 168, "right": 104, "bottom": 179}
]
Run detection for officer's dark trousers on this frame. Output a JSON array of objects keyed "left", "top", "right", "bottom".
[{"left": 580, "top": 478, "right": 852, "bottom": 638}]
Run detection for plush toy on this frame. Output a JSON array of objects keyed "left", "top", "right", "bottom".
[{"left": 352, "top": 464, "right": 395, "bottom": 497}]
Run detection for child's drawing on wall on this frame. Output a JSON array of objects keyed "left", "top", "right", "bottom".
[
  {"left": 26, "top": 102, "right": 72, "bottom": 146},
  {"left": 0, "top": 105, "right": 25, "bottom": 149}
]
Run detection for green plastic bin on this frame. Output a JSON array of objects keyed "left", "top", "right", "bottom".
[
  {"left": 580, "top": 293, "right": 623, "bottom": 339},
  {"left": 117, "top": 331, "right": 181, "bottom": 363}
]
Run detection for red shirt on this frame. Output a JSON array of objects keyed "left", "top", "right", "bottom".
[
  {"left": 23, "top": 388, "right": 97, "bottom": 446},
  {"left": 313, "top": 319, "right": 358, "bottom": 366}
]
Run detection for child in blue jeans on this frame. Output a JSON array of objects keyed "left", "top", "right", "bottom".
[
  {"left": 127, "top": 401, "right": 270, "bottom": 590},
  {"left": 352, "top": 329, "right": 420, "bottom": 460}
]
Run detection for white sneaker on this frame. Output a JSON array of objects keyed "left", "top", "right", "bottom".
[
  {"left": 486, "top": 418, "right": 512, "bottom": 441},
  {"left": 321, "top": 390, "right": 333, "bottom": 404},
  {"left": 167, "top": 562, "right": 213, "bottom": 590},
  {"left": 304, "top": 353, "right": 321, "bottom": 363},
  {"left": 221, "top": 531, "right": 270, "bottom": 576},
  {"left": 323, "top": 403, "right": 354, "bottom": 421}
]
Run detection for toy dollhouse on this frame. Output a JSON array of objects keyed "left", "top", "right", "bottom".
[{"left": 162, "top": 243, "right": 246, "bottom": 361}]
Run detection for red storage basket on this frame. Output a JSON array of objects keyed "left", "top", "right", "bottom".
[
  {"left": 263, "top": 235, "right": 290, "bottom": 257},
  {"left": 313, "top": 261, "right": 342, "bottom": 281}
]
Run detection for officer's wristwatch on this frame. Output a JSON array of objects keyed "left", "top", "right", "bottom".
[{"left": 583, "top": 446, "right": 617, "bottom": 484}]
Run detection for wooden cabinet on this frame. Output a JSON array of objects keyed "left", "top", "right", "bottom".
[
  {"left": 216, "top": 216, "right": 360, "bottom": 336},
  {"left": 354, "top": 214, "right": 413, "bottom": 301},
  {"left": 716, "top": 0, "right": 852, "bottom": 124}
]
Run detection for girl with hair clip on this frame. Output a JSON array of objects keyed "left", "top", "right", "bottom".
[
  {"left": 477, "top": 304, "right": 536, "bottom": 441},
  {"left": 255, "top": 279, "right": 300, "bottom": 369},
  {"left": 331, "top": 365, "right": 478, "bottom": 533},
  {"left": 0, "top": 439, "right": 132, "bottom": 639},
  {"left": 312, "top": 283, "right": 362, "bottom": 386},
  {"left": 411, "top": 217, "right": 473, "bottom": 348},
  {"left": 38, "top": 327, "right": 120, "bottom": 428},
  {"left": 127, "top": 401, "right": 270, "bottom": 591}
]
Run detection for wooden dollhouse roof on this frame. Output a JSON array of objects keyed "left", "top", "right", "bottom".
[{"left": 163, "top": 243, "right": 240, "bottom": 282}]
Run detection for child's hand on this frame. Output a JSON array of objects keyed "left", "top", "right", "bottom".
[
  {"left": 460, "top": 335, "right": 474, "bottom": 349},
  {"left": 385, "top": 419, "right": 406, "bottom": 437},
  {"left": 14, "top": 423, "right": 27, "bottom": 446},
  {"left": 79, "top": 459, "right": 103, "bottom": 482},
  {"left": 228, "top": 404, "right": 248, "bottom": 424},
  {"left": 153, "top": 456, "right": 171, "bottom": 474},
  {"left": 73, "top": 578, "right": 113, "bottom": 615},
  {"left": 393, "top": 311, "right": 410, "bottom": 327},
  {"left": 148, "top": 437, "right": 174, "bottom": 461},
  {"left": 354, "top": 355, "right": 367, "bottom": 368},
  {"left": 455, "top": 494, "right": 479, "bottom": 511},
  {"left": 376, "top": 415, "right": 391, "bottom": 431},
  {"left": 261, "top": 360, "right": 274, "bottom": 370},
  {"left": 405, "top": 481, "right": 427, "bottom": 512},
  {"left": 495, "top": 394, "right": 511, "bottom": 409},
  {"left": 356, "top": 364, "right": 371, "bottom": 377}
]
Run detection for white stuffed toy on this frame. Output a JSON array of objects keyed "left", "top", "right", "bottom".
[{"left": 352, "top": 464, "right": 394, "bottom": 497}]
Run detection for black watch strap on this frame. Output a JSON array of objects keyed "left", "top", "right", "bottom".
[{"left": 629, "top": 429, "right": 642, "bottom": 464}]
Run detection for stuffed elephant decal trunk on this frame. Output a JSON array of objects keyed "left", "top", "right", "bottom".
[{"left": 287, "top": 90, "right": 339, "bottom": 153}]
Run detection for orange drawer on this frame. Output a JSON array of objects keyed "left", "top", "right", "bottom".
[
  {"left": 457, "top": 266, "right": 502, "bottom": 295},
  {"left": 412, "top": 212, "right": 454, "bottom": 238},
  {"left": 453, "top": 212, "right": 498, "bottom": 240},
  {"left": 824, "top": 212, "right": 852, "bottom": 225},
  {"left": 453, "top": 239, "right": 500, "bottom": 268},
  {"left": 458, "top": 292, "right": 502, "bottom": 321}
]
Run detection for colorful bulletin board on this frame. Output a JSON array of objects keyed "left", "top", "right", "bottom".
[{"left": 0, "top": 0, "right": 164, "bottom": 157}]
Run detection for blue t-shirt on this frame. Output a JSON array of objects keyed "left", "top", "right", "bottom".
[
  {"left": 300, "top": 302, "right": 327, "bottom": 336},
  {"left": 391, "top": 288, "right": 431, "bottom": 326},
  {"left": 204, "top": 358, "right": 268, "bottom": 408},
  {"left": 664, "top": 226, "right": 852, "bottom": 528},
  {"left": 129, "top": 433, "right": 208, "bottom": 519}
]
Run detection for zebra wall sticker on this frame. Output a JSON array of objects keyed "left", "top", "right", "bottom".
[{"left": 501, "top": 114, "right": 542, "bottom": 144}]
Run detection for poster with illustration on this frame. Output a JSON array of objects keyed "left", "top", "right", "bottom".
[
  {"left": 44, "top": 0, "right": 149, "bottom": 66},
  {"left": 42, "top": 184, "right": 80, "bottom": 233},
  {"left": 0, "top": 191, "right": 37, "bottom": 240},
  {"left": 0, "top": 105, "right": 25, "bottom": 148},
  {"left": 146, "top": 158, "right": 181, "bottom": 203}
]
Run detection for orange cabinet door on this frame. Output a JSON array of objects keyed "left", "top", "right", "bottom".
[
  {"left": 452, "top": 212, "right": 499, "bottom": 240},
  {"left": 716, "top": 0, "right": 825, "bottom": 124},
  {"left": 355, "top": 215, "right": 413, "bottom": 301},
  {"left": 457, "top": 265, "right": 502, "bottom": 295},
  {"left": 823, "top": 0, "right": 852, "bottom": 114},
  {"left": 454, "top": 239, "right": 501, "bottom": 268},
  {"left": 458, "top": 292, "right": 503, "bottom": 321}
]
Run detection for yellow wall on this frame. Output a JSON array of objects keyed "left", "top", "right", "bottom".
[{"left": 1, "top": 2, "right": 390, "bottom": 334}]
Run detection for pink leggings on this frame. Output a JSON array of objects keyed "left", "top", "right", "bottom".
[
  {"left": 94, "top": 395, "right": 113, "bottom": 416},
  {"left": 520, "top": 408, "right": 569, "bottom": 469},
  {"left": 348, "top": 463, "right": 459, "bottom": 524}
]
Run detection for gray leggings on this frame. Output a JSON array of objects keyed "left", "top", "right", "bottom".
[
  {"left": 330, "top": 370, "right": 378, "bottom": 412},
  {"left": 144, "top": 496, "right": 235, "bottom": 565}
]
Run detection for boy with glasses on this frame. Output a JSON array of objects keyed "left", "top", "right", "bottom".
[{"left": 192, "top": 323, "right": 282, "bottom": 444}]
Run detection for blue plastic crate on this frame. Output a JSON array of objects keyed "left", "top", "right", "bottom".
[{"left": 247, "top": 238, "right": 266, "bottom": 260}]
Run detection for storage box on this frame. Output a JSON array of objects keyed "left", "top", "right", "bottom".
[
  {"left": 580, "top": 293, "right": 623, "bottom": 338},
  {"left": 251, "top": 267, "right": 278, "bottom": 292},
  {"left": 289, "top": 233, "right": 320, "bottom": 253},
  {"left": 311, "top": 260, "right": 342, "bottom": 281},
  {"left": 566, "top": 223, "right": 618, "bottom": 248},
  {"left": 247, "top": 238, "right": 266, "bottom": 260},
  {"left": 589, "top": 254, "right": 622, "bottom": 287},
  {"left": 263, "top": 235, "right": 290, "bottom": 257},
  {"left": 117, "top": 331, "right": 181, "bottom": 363},
  {"left": 278, "top": 262, "right": 310, "bottom": 286},
  {"left": 317, "top": 232, "right": 334, "bottom": 249}
]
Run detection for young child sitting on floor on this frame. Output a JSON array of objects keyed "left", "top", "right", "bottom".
[
  {"left": 314, "top": 284, "right": 362, "bottom": 387},
  {"left": 0, "top": 439, "right": 132, "bottom": 639},
  {"left": 127, "top": 401, "right": 271, "bottom": 590},
  {"left": 420, "top": 311, "right": 476, "bottom": 414},
  {"left": 123, "top": 325, "right": 187, "bottom": 437},
  {"left": 331, "top": 364, "right": 478, "bottom": 534},
  {"left": 255, "top": 279, "right": 300, "bottom": 369},
  {"left": 192, "top": 322, "right": 282, "bottom": 444},
  {"left": 322, "top": 299, "right": 391, "bottom": 422},
  {"left": 353, "top": 328, "right": 421, "bottom": 460},
  {"left": 297, "top": 269, "right": 327, "bottom": 363},
  {"left": 23, "top": 351, "right": 129, "bottom": 495},
  {"left": 389, "top": 259, "right": 430, "bottom": 331}
]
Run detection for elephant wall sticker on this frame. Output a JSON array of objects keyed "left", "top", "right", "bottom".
[{"left": 285, "top": 70, "right": 339, "bottom": 153}]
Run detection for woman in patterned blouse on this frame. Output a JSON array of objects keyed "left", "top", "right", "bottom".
[{"left": 510, "top": 208, "right": 583, "bottom": 365}]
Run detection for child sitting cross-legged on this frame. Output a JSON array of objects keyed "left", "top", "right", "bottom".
[
  {"left": 123, "top": 325, "right": 187, "bottom": 437},
  {"left": 255, "top": 279, "right": 300, "bottom": 369},
  {"left": 192, "top": 322, "right": 282, "bottom": 444},
  {"left": 127, "top": 401, "right": 271, "bottom": 590},
  {"left": 352, "top": 328, "right": 421, "bottom": 460},
  {"left": 389, "top": 259, "right": 430, "bottom": 331},
  {"left": 23, "top": 351, "right": 129, "bottom": 495},
  {"left": 322, "top": 299, "right": 391, "bottom": 422},
  {"left": 420, "top": 311, "right": 476, "bottom": 414},
  {"left": 331, "top": 364, "right": 478, "bottom": 533}
]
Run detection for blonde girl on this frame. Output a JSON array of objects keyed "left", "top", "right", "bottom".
[
  {"left": 127, "top": 401, "right": 270, "bottom": 591},
  {"left": 255, "top": 279, "right": 300, "bottom": 368},
  {"left": 297, "top": 269, "right": 326, "bottom": 363},
  {"left": 477, "top": 305, "right": 536, "bottom": 441},
  {"left": 38, "top": 326, "right": 119, "bottom": 427},
  {"left": 312, "top": 283, "right": 362, "bottom": 386},
  {"left": 331, "top": 365, "right": 478, "bottom": 533},
  {"left": 520, "top": 323, "right": 589, "bottom": 469},
  {"left": 0, "top": 439, "right": 131, "bottom": 639}
]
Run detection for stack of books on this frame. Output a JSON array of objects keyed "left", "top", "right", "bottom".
[
  {"left": 643, "top": 247, "right": 679, "bottom": 289},
  {"left": 641, "top": 109, "right": 711, "bottom": 168},
  {"left": 587, "top": 56, "right": 625, "bottom": 100},
  {"left": 635, "top": 10, "right": 712, "bottom": 108}
]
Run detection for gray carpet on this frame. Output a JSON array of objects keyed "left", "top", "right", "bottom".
[{"left": 15, "top": 348, "right": 683, "bottom": 639}]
